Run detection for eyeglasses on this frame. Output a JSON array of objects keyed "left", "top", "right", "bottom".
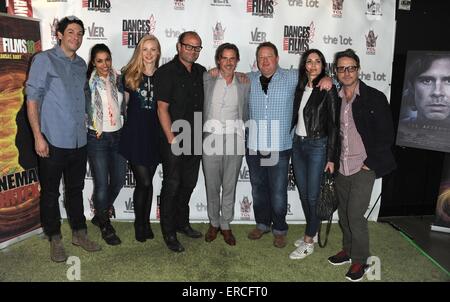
[
  {"left": 66, "top": 15, "right": 80, "bottom": 21},
  {"left": 336, "top": 65, "right": 358, "bottom": 73},
  {"left": 180, "top": 42, "right": 203, "bottom": 52}
]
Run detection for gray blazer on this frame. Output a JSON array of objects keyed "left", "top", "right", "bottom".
[{"left": 203, "top": 72, "right": 250, "bottom": 128}]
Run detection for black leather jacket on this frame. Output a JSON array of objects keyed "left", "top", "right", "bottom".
[{"left": 291, "top": 85, "right": 340, "bottom": 164}]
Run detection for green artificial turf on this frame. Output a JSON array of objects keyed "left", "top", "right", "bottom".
[{"left": 0, "top": 221, "right": 448, "bottom": 282}]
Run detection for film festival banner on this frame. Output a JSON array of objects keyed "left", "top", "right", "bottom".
[
  {"left": 0, "top": 13, "right": 41, "bottom": 248},
  {"left": 13, "top": 0, "right": 395, "bottom": 224}
]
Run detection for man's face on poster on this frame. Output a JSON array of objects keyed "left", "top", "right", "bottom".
[{"left": 414, "top": 58, "right": 450, "bottom": 121}]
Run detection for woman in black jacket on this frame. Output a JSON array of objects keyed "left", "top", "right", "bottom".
[{"left": 289, "top": 49, "right": 339, "bottom": 260}]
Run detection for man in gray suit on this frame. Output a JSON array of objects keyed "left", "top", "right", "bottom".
[{"left": 202, "top": 43, "right": 250, "bottom": 245}]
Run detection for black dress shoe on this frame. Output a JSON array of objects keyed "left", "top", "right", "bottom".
[
  {"left": 164, "top": 235, "right": 185, "bottom": 253},
  {"left": 144, "top": 223, "right": 154, "bottom": 239},
  {"left": 176, "top": 225, "right": 202, "bottom": 238}
]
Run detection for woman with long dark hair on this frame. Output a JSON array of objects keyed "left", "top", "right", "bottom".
[
  {"left": 289, "top": 49, "right": 339, "bottom": 259},
  {"left": 86, "top": 43, "right": 126, "bottom": 245}
]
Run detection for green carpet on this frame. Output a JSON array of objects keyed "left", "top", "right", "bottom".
[{"left": 0, "top": 221, "right": 448, "bottom": 282}]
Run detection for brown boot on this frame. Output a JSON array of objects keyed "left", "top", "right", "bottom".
[
  {"left": 273, "top": 234, "right": 287, "bottom": 248},
  {"left": 248, "top": 228, "right": 269, "bottom": 240},
  {"left": 50, "top": 235, "right": 67, "bottom": 263},
  {"left": 221, "top": 229, "right": 236, "bottom": 246},
  {"left": 72, "top": 229, "right": 102, "bottom": 252},
  {"left": 205, "top": 225, "right": 220, "bottom": 242}
]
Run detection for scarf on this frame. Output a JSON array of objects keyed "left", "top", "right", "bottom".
[{"left": 88, "top": 69, "right": 119, "bottom": 137}]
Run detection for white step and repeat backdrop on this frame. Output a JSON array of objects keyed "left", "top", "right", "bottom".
[{"left": 30, "top": 0, "right": 395, "bottom": 223}]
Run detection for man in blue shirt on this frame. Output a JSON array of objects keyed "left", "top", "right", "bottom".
[
  {"left": 26, "top": 16, "right": 101, "bottom": 262},
  {"left": 246, "top": 42, "right": 331, "bottom": 248}
]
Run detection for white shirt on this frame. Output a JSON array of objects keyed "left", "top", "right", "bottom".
[{"left": 295, "top": 86, "right": 313, "bottom": 136}]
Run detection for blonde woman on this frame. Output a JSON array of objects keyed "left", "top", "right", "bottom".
[{"left": 119, "top": 35, "right": 161, "bottom": 242}]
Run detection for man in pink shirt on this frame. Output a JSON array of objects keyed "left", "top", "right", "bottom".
[{"left": 328, "top": 49, "right": 396, "bottom": 282}]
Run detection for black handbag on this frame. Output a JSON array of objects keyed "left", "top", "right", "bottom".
[{"left": 316, "top": 171, "right": 339, "bottom": 248}]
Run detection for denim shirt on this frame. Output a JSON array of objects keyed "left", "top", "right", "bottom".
[
  {"left": 247, "top": 67, "right": 297, "bottom": 151},
  {"left": 26, "top": 45, "right": 88, "bottom": 148}
]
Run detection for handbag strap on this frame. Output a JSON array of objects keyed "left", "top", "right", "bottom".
[{"left": 317, "top": 215, "right": 333, "bottom": 248}]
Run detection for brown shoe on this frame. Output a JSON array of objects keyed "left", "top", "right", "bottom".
[
  {"left": 273, "top": 234, "right": 287, "bottom": 248},
  {"left": 50, "top": 235, "right": 67, "bottom": 263},
  {"left": 248, "top": 228, "right": 269, "bottom": 240},
  {"left": 221, "top": 229, "right": 236, "bottom": 246},
  {"left": 205, "top": 225, "right": 220, "bottom": 242},
  {"left": 72, "top": 229, "right": 102, "bottom": 252}
]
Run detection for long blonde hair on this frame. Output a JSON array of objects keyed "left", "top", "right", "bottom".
[{"left": 122, "top": 34, "right": 161, "bottom": 91}]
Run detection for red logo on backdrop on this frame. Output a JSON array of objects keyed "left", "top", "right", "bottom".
[
  {"left": 7, "top": 0, "right": 33, "bottom": 17},
  {"left": 122, "top": 14, "right": 156, "bottom": 48},
  {"left": 246, "top": 0, "right": 275, "bottom": 18}
]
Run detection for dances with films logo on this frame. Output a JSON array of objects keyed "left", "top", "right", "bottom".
[
  {"left": 246, "top": 0, "right": 275, "bottom": 18},
  {"left": 212, "top": 22, "right": 226, "bottom": 48},
  {"left": 283, "top": 22, "right": 315, "bottom": 55},
  {"left": 122, "top": 15, "right": 156, "bottom": 48},
  {"left": 82, "top": 0, "right": 111, "bottom": 13},
  {"left": 331, "top": 0, "right": 344, "bottom": 18},
  {"left": 365, "top": 29, "right": 378, "bottom": 55}
]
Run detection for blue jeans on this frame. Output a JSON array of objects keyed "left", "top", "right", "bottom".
[
  {"left": 292, "top": 135, "right": 327, "bottom": 237},
  {"left": 87, "top": 129, "right": 127, "bottom": 213},
  {"left": 246, "top": 149, "right": 291, "bottom": 235}
]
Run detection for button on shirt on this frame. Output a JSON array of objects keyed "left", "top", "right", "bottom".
[
  {"left": 207, "top": 74, "right": 239, "bottom": 135},
  {"left": 247, "top": 68, "right": 297, "bottom": 151},
  {"left": 26, "top": 45, "right": 88, "bottom": 148},
  {"left": 338, "top": 81, "right": 367, "bottom": 176}
]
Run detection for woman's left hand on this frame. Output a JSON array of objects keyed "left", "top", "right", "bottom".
[{"left": 324, "top": 162, "right": 335, "bottom": 174}]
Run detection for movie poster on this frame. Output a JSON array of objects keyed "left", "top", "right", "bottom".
[
  {"left": 396, "top": 51, "right": 450, "bottom": 153},
  {"left": 0, "top": 13, "right": 41, "bottom": 247}
]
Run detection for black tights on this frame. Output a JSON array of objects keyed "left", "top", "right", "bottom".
[{"left": 130, "top": 164, "right": 157, "bottom": 226}]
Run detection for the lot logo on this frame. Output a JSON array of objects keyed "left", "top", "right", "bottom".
[
  {"left": 122, "top": 14, "right": 156, "bottom": 48},
  {"left": 332, "top": 0, "right": 344, "bottom": 18},
  {"left": 211, "top": 0, "right": 231, "bottom": 7},
  {"left": 165, "top": 28, "right": 185, "bottom": 39},
  {"left": 365, "top": 29, "right": 377, "bottom": 55},
  {"left": 240, "top": 196, "right": 252, "bottom": 220},
  {"left": 365, "top": 0, "right": 382, "bottom": 19},
  {"left": 249, "top": 27, "right": 267, "bottom": 45},
  {"left": 288, "top": 0, "right": 319, "bottom": 8},
  {"left": 283, "top": 23, "right": 314, "bottom": 54},
  {"left": 246, "top": 0, "right": 275, "bottom": 18},
  {"left": 174, "top": 0, "right": 185, "bottom": 10},
  {"left": 212, "top": 22, "right": 226, "bottom": 48},
  {"left": 87, "top": 22, "right": 106, "bottom": 40},
  {"left": 82, "top": 0, "right": 111, "bottom": 13}
]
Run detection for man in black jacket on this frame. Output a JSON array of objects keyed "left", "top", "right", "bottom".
[{"left": 328, "top": 49, "right": 396, "bottom": 281}]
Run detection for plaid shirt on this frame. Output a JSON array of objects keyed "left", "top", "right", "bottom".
[{"left": 247, "top": 67, "right": 297, "bottom": 151}]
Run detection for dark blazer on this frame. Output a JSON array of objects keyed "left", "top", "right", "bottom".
[
  {"left": 291, "top": 84, "right": 340, "bottom": 164},
  {"left": 343, "top": 80, "right": 397, "bottom": 178}
]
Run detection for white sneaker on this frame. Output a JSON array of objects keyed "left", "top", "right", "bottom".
[
  {"left": 289, "top": 242, "right": 314, "bottom": 260},
  {"left": 294, "top": 234, "right": 318, "bottom": 247}
]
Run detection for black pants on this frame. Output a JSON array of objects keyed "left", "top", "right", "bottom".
[
  {"left": 159, "top": 141, "right": 201, "bottom": 237},
  {"left": 39, "top": 144, "right": 87, "bottom": 237}
]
